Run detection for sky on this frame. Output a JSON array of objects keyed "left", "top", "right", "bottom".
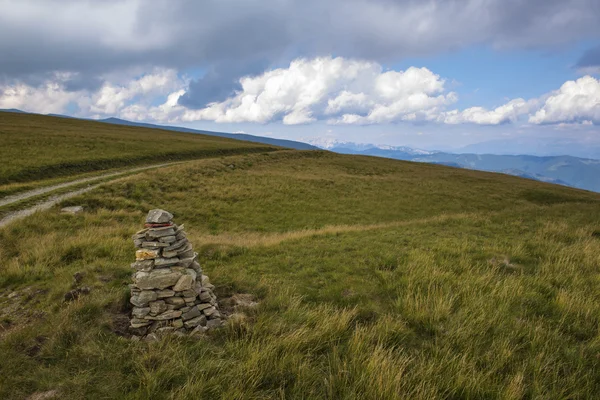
[{"left": 1, "top": 0, "right": 600, "bottom": 156}]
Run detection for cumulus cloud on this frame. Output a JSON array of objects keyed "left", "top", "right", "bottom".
[
  {"left": 179, "top": 57, "right": 456, "bottom": 125},
  {"left": 2, "top": 57, "right": 599, "bottom": 129},
  {"left": 0, "top": 69, "right": 187, "bottom": 119},
  {"left": 442, "top": 98, "right": 537, "bottom": 125},
  {"left": 529, "top": 76, "right": 600, "bottom": 124}
]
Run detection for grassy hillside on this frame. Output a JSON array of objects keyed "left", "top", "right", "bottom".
[
  {"left": 0, "top": 151, "right": 599, "bottom": 398},
  {"left": 0, "top": 112, "right": 278, "bottom": 185}
]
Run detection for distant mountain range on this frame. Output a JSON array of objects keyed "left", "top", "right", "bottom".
[{"left": 305, "top": 139, "right": 600, "bottom": 193}]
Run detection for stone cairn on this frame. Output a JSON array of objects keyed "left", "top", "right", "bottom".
[{"left": 129, "top": 209, "right": 222, "bottom": 337}]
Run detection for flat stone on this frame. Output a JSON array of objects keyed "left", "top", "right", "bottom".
[
  {"left": 178, "top": 248, "right": 194, "bottom": 259},
  {"left": 146, "top": 310, "right": 182, "bottom": 321},
  {"left": 143, "top": 333, "right": 159, "bottom": 342},
  {"left": 161, "top": 249, "right": 179, "bottom": 258},
  {"left": 179, "top": 306, "right": 192, "bottom": 313},
  {"left": 190, "top": 261, "right": 202, "bottom": 274},
  {"left": 184, "top": 297, "right": 197, "bottom": 303},
  {"left": 204, "top": 283, "right": 215, "bottom": 290},
  {"left": 135, "top": 269, "right": 182, "bottom": 290},
  {"left": 203, "top": 306, "right": 217, "bottom": 316},
  {"left": 136, "top": 249, "right": 159, "bottom": 261},
  {"left": 154, "top": 257, "right": 180, "bottom": 268},
  {"left": 181, "top": 289, "right": 196, "bottom": 298},
  {"left": 184, "top": 315, "right": 207, "bottom": 329},
  {"left": 146, "top": 209, "right": 173, "bottom": 224},
  {"left": 173, "top": 275, "right": 194, "bottom": 292},
  {"left": 149, "top": 300, "right": 167, "bottom": 315},
  {"left": 133, "top": 239, "right": 144, "bottom": 248},
  {"left": 206, "top": 319, "right": 222, "bottom": 329},
  {"left": 130, "top": 260, "right": 154, "bottom": 272},
  {"left": 199, "top": 292, "right": 212, "bottom": 302},
  {"left": 201, "top": 275, "right": 211, "bottom": 286},
  {"left": 156, "top": 289, "right": 175, "bottom": 298},
  {"left": 179, "top": 255, "right": 196, "bottom": 268},
  {"left": 159, "top": 235, "right": 177, "bottom": 243},
  {"left": 172, "top": 318, "right": 184, "bottom": 328},
  {"left": 61, "top": 206, "right": 84, "bottom": 214},
  {"left": 182, "top": 306, "right": 201, "bottom": 321},
  {"left": 135, "top": 228, "right": 149, "bottom": 235},
  {"left": 165, "top": 297, "right": 186, "bottom": 306},
  {"left": 197, "top": 303, "right": 213, "bottom": 311},
  {"left": 142, "top": 241, "right": 169, "bottom": 248},
  {"left": 132, "top": 307, "right": 151, "bottom": 318},
  {"left": 147, "top": 228, "right": 176, "bottom": 239},
  {"left": 164, "top": 238, "right": 188, "bottom": 252},
  {"left": 130, "top": 320, "right": 152, "bottom": 328},
  {"left": 175, "top": 231, "right": 187, "bottom": 241},
  {"left": 156, "top": 327, "right": 176, "bottom": 335},
  {"left": 130, "top": 290, "right": 158, "bottom": 307},
  {"left": 190, "top": 325, "right": 208, "bottom": 336}
]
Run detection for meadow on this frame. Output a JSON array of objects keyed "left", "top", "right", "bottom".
[
  {"left": 0, "top": 150, "right": 599, "bottom": 399},
  {"left": 0, "top": 112, "right": 277, "bottom": 186}
]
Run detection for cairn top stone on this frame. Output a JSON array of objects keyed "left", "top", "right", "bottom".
[{"left": 146, "top": 209, "right": 173, "bottom": 224}]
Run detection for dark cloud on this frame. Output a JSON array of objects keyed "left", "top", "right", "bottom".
[
  {"left": 1, "top": 0, "right": 599, "bottom": 89},
  {"left": 577, "top": 45, "right": 600, "bottom": 67},
  {"left": 179, "top": 59, "right": 270, "bottom": 108}
]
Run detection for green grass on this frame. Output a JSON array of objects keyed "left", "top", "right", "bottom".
[
  {"left": 0, "top": 112, "right": 279, "bottom": 185},
  {"left": 0, "top": 151, "right": 599, "bottom": 399}
]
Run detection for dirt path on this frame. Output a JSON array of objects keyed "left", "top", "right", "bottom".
[
  {"left": 0, "top": 162, "right": 180, "bottom": 208},
  {"left": 0, "top": 161, "right": 182, "bottom": 228}
]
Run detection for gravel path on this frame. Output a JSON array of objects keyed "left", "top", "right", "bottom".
[
  {"left": 0, "top": 161, "right": 181, "bottom": 228},
  {"left": 0, "top": 162, "right": 178, "bottom": 208}
]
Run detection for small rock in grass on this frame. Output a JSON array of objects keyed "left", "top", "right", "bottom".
[{"left": 61, "top": 206, "right": 83, "bottom": 215}]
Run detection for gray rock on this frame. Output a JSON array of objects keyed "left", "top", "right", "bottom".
[
  {"left": 154, "top": 257, "right": 180, "bottom": 268},
  {"left": 190, "top": 261, "right": 202, "bottom": 274},
  {"left": 175, "top": 231, "right": 187, "bottom": 241},
  {"left": 178, "top": 256, "right": 195, "bottom": 268},
  {"left": 197, "top": 303, "right": 213, "bottom": 311},
  {"left": 173, "top": 274, "right": 194, "bottom": 292},
  {"left": 132, "top": 307, "right": 151, "bottom": 318},
  {"left": 206, "top": 319, "right": 222, "bottom": 329},
  {"left": 61, "top": 206, "right": 84, "bottom": 214},
  {"left": 181, "top": 289, "right": 197, "bottom": 298},
  {"left": 179, "top": 306, "right": 192, "bottom": 313},
  {"left": 156, "top": 327, "right": 176, "bottom": 335},
  {"left": 143, "top": 333, "right": 159, "bottom": 342},
  {"left": 147, "top": 228, "right": 176, "bottom": 238},
  {"left": 201, "top": 275, "right": 211, "bottom": 286},
  {"left": 146, "top": 310, "right": 182, "bottom": 321},
  {"left": 130, "top": 260, "right": 154, "bottom": 272},
  {"left": 165, "top": 297, "right": 186, "bottom": 306},
  {"left": 178, "top": 248, "right": 195, "bottom": 259},
  {"left": 146, "top": 209, "right": 173, "bottom": 224},
  {"left": 133, "top": 239, "right": 144, "bottom": 248},
  {"left": 130, "top": 290, "right": 158, "bottom": 307},
  {"left": 199, "top": 292, "right": 211, "bottom": 302},
  {"left": 164, "top": 238, "right": 188, "bottom": 252},
  {"left": 182, "top": 306, "right": 201, "bottom": 321},
  {"left": 149, "top": 300, "right": 167, "bottom": 315},
  {"left": 190, "top": 325, "right": 208, "bottom": 336},
  {"left": 156, "top": 289, "right": 175, "bottom": 298},
  {"left": 135, "top": 269, "right": 182, "bottom": 290},
  {"left": 130, "top": 318, "right": 152, "bottom": 328},
  {"left": 142, "top": 241, "right": 169, "bottom": 248},
  {"left": 159, "top": 235, "right": 177, "bottom": 243},
  {"left": 203, "top": 306, "right": 217, "bottom": 316},
  {"left": 161, "top": 249, "right": 179, "bottom": 258},
  {"left": 172, "top": 318, "right": 184, "bottom": 328},
  {"left": 184, "top": 315, "right": 207, "bottom": 329}
]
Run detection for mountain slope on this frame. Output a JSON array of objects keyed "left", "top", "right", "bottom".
[{"left": 0, "top": 112, "right": 280, "bottom": 185}]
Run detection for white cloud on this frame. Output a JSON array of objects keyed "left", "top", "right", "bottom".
[
  {"left": 442, "top": 98, "right": 536, "bottom": 125},
  {"left": 529, "top": 76, "right": 600, "bottom": 125},
  {"left": 180, "top": 57, "right": 456, "bottom": 125},
  {"left": 0, "top": 75, "right": 77, "bottom": 114}
]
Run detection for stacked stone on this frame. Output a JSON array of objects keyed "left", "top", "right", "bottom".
[{"left": 129, "top": 209, "right": 222, "bottom": 336}]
